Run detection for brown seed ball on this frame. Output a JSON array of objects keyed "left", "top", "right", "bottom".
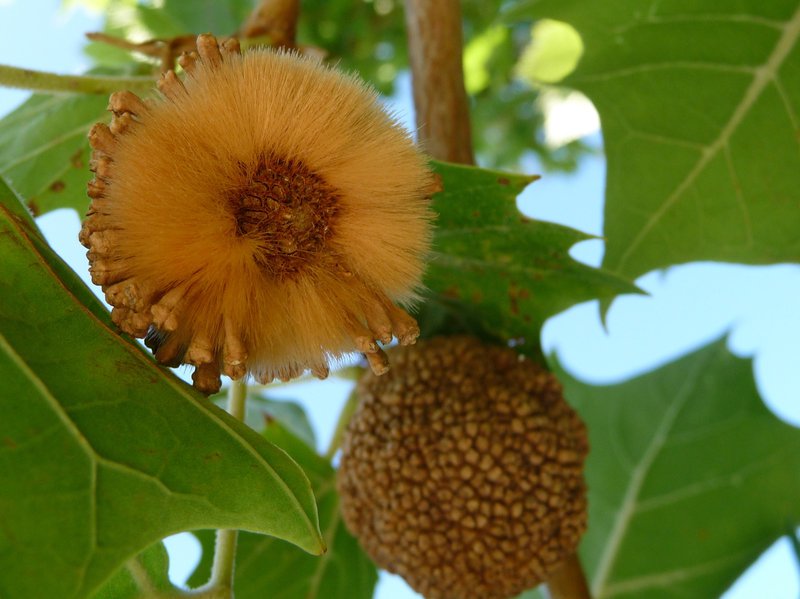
[{"left": 337, "top": 336, "right": 588, "bottom": 599}]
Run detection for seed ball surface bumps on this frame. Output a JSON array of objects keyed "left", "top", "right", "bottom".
[{"left": 337, "top": 336, "right": 588, "bottom": 599}]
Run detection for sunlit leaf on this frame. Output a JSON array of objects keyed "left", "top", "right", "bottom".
[{"left": 516, "top": 19, "right": 583, "bottom": 84}]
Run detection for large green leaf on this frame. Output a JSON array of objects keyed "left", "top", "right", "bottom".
[
  {"left": 0, "top": 178, "right": 324, "bottom": 599},
  {"left": 427, "top": 161, "right": 639, "bottom": 358},
  {"left": 0, "top": 94, "right": 108, "bottom": 216},
  {"left": 558, "top": 339, "right": 800, "bottom": 598},
  {"left": 506, "top": 0, "right": 800, "bottom": 279},
  {"left": 188, "top": 421, "right": 378, "bottom": 599}
]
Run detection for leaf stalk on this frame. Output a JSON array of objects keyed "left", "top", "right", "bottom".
[
  {"left": 545, "top": 552, "right": 592, "bottom": 599},
  {"left": 200, "top": 379, "right": 249, "bottom": 598},
  {"left": 0, "top": 64, "right": 154, "bottom": 95}
]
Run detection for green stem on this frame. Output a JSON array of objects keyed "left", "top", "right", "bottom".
[
  {"left": 324, "top": 390, "right": 360, "bottom": 461},
  {"left": 203, "top": 379, "right": 248, "bottom": 598},
  {"left": 0, "top": 64, "right": 154, "bottom": 95}
]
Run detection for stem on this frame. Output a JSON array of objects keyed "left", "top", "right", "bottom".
[
  {"left": 545, "top": 553, "right": 592, "bottom": 599},
  {"left": 203, "top": 380, "right": 248, "bottom": 598},
  {"left": 240, "top": 0, "right": 300, "bottom": 48},
  {"left": 403, "top": 0, "right": 475, "bottom": 164},
  {"left": 0, "top": 64, "right": 154, "bottom": 95},
  {"left": 324, "top": 391, "right": 360, "bottom": 461},
  {"left": 226, "top": 378, "right": 248, "bottom": 421}
]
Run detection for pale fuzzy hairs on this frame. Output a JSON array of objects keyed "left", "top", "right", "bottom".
[{"left": 90, "top": 40, "right": 434, "bottom": 390}]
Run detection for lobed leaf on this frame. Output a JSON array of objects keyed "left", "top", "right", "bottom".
[
  {"left": 426, "top": 161, "right": 639, "bottom": 358},
  {"left": 558, "top": 339, "right": 800, "bottom": 598},
  {"left": 0, "top": 178, "right": 323, "bottom": 599},
  {"left": 506, "top": 0, "right": 800, "bottom": 279}
]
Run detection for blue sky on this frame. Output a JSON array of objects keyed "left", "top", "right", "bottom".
[{"left": 1, "top": 1, "right": 798, "bottom": 597}]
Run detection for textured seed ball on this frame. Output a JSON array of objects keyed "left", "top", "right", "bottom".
[{"left": 337, "top": 336, "right": 588, "bottom": 599}]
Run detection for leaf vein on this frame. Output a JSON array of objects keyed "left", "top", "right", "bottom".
[{"left": 613, "top": 3, "right": 800, "bottom": 272}]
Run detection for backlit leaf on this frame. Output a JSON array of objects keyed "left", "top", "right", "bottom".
[
  {"left": 506, "top": 0, "right": 800, "bottom": 278},
  {"left": 558, "top": 339, "right": 800, "bottom": 598},
  {"left": 0, "top": 94, "right": 107, "bottom": 217}
]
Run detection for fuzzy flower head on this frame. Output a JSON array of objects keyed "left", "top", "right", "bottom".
[{"left": 80, "top": 34, "right": 434, "bottom": 394}]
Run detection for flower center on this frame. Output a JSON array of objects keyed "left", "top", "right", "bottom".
[{"left": 232, "top": 155, "right": 339, "bottom": 277}]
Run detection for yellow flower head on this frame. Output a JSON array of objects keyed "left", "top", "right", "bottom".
[{"left": 80, "top": 34, "right": 434, "bottom": 394}]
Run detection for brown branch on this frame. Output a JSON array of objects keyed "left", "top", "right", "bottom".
[
  {"left": 403, "top": 0, "right": 474, "bottom": 164},
  {"left": 86, "top": 32, "right": 198, "bottom": 73},
  {"left": 239, "top": 0, "right": 300, "bottom": 48},
  {"left": 545, "top": 553, "right": 592, "bottom": 599}
]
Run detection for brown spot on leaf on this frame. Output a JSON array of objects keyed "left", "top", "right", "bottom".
[
  {"left": 471, "top": 290, "right": 483, "bottom": 304},
  {"left": 70, "top": 147, "right": 85, "bottom": 169},
  {"left": 3, "top": 437, "right": 17, "bottom": 449},
  {"left": 508, "top": 283, "right": 530, "bottom": 316},
  {"left": 471, "top": 210, "right": 481, "bottom": 218},
  {"left": 204, "top": 451, "right": 222, "bottom": 462},
  {"left": 497, "top": 177, "right": 510, "bottom": 186},
  {"left": 26, "top": 200, "right": 40, "bottom": 216},
  {"left": 49, "top": 180, "right": 65, "bottom": 193},
  {"left": 443, "top": 286, "right": 460, "bottom": 299}
]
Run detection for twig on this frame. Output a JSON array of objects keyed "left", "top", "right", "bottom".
[
  {"left": 86, "top": 32, "right": 197, "bottom": 72},
  {"left": 239, "top": 0, "right": 300, "bottom": 48},
  {"left": 198, "top": 379, "right": 248, "bottom": 599},
  {"left": 0, "top": 64, "right": 154, "bottom": 95},
  {"left": 403, "top": 0, "right": 474, "bottom": 164},
  {"left": 545, "top": 553, "right": 592, "bottom": 599},
  {"left": 324, "top": 391, "right": 360, "bottom": 461}
]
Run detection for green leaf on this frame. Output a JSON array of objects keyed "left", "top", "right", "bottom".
[
  {"left": 516, "top": 588, "right": 546, "bottom": 599},
  {"left": 92, "top": 542, "right": 177, "bottom": 599},
  {"left": 516, "top": 19, "right": 583, "bottom": 84},
  {"left": 188, "top": 421, "right": 378, "bottom": 599},
  {"left": 557, "top": 338, "right": 800, "bottom": 598},
  {"left": 210, "top": 389, "right": 318, "bottom": 450},
  {"left": 506, "top": 0, "right": 800, "bottom": 278},
  {"left": 0, "top": 94, "right": 108, "bottom": 217},
  {"left": 0, "top": 178, "right": 324, "bottom": 599},
  {"left": 426, "top": 161, "right": 639, "bottom": 358},
  {"left": 161, "top": 0, "right": 254, "bottom": 35},
  {"left": 255, "top": 395, "right": 318, "bottom": 449}
]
